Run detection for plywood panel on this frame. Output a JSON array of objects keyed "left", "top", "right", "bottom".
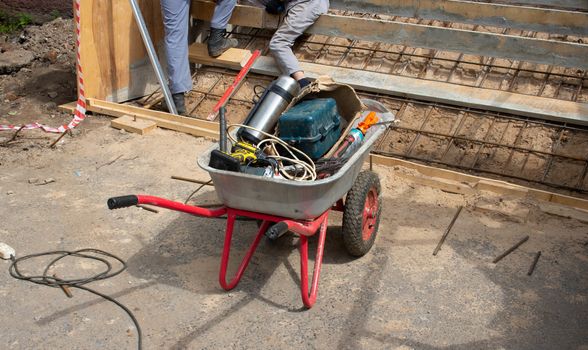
[{"left": 80, "top": 0, "right": 164, "bottom": 102}]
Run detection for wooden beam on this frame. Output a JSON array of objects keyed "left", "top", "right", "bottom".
[
  {"left": 329, "top": 0, "right": 588, "bottom": 37},
  {"left": 188, "top": 43, "right": 251, "bottom": 70},
  {"left": 87, "top": 98, "right": 219, "bottom": 139},
  {"left": 191, "top": 0, "right": 588, "bottom": 69},
  {"left": 370, "top": 154, "right": 588, "bottom": 212},
  {"left": 188, "top": 44, "right": 588, "bottom": 126}
]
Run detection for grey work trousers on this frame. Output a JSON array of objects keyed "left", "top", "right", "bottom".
[
  {"left": 269, "top": 0, "right": 329, "bottom": 76},
  {"left": 160, "top": 0, "right": 236, "bottom": 94}
]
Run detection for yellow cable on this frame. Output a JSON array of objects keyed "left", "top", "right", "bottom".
[{"left": 226, "top": 124, "right": 317, "bottom": 181}]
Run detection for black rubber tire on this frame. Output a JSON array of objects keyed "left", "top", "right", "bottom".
[{"left": 342, "top": 170, "right": 382, "bottom": 257}]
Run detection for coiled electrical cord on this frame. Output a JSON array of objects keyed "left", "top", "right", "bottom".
[
  {"left": 226, "top": 124, "right": 317, "bottom": 181},
  {"left": 8, "top": 249, "right": 142, "bottom": 350}
]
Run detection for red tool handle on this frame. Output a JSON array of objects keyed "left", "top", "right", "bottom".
[{"left": 207, "top": 49, "right": 261, "bottom": 121}]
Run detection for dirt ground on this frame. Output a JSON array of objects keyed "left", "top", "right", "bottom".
[
  {"left": 1, "top": 116, "right": 588, "bottom": 349},
  {"left": 0, "top": 0, "right": 72, "bottom": 23}
]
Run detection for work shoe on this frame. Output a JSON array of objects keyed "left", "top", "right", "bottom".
[
  {"left": 162, "top": 93, "right": 186, "bottom": 115},
  {"left": 208, "top": 28, "right": 238, "bottom": 57},
  {"left": 173, "top": 93, "right": 186, "bottom": 115}
]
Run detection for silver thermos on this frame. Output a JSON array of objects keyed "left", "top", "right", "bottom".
[{"left": 238, "top": 75, "right": 300, "bottom": 144}]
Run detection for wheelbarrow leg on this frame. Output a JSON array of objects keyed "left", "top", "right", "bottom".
[
  {"left": 299, "top": 211, "right": 329, "bottom": 309},
  {"left": 219, "top": 212, "right": 270, "bottom": 290}
]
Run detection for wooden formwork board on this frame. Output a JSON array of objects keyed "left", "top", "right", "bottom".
[
  {"left": 79, "top": 0, "right": 164, "bottom": 102},
  {"left": 191, "top": 0, "right": 588, "bottom": 70},
  {"left": 370, "top": 155, "right": 588, "bottom": 212},
  {"left": 188, "top": 44, "right": 588, "bottom": 126}
]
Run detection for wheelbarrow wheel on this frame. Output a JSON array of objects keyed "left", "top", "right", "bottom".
[{"left": 342, "top": 170, "right": 381, "bottom": 257}]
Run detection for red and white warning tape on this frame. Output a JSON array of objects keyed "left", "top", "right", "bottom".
[{"left": 0, "top": 0, "right": 87, "bottom": 133}]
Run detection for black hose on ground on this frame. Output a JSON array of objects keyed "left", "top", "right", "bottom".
[{"left": 8, "top": 249, "right": 142, "bottom": 350}]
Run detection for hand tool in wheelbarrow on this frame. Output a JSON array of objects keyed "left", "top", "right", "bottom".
[
  {"left": 209, "top": 76, "right": 298, "bottom": 175},
  {"left": 211, "top": 109, "right": 277, "bottom": 175}
]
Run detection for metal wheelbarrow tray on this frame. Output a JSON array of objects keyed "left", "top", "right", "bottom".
[{"left": 107, "top": 99, "right": 393, "bottom": 308}]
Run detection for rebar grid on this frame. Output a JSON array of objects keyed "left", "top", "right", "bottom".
[{"left": 367, "top": 93, "right": 588, "bottom": 193}]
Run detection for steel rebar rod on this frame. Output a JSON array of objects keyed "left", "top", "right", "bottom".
[
  {"left": 527, "top": 251, "right": 541, "bottom": 276},
  {"left": 433, "top": 206, "right": 463, "bottom": 256},
  {"left": 493, "top": 235, "right": 529, "bottom": 264}
]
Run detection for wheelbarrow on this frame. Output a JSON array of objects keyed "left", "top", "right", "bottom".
[{"left": 107, "top": 99, "right": 394, "bottom": 308}]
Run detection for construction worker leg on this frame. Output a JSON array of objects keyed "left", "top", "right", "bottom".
[
  {"left": 269, "top": 1, "right": 327, "bottom": 76},
  {"left": 210, "top": 0, "right": 237, "bottom": 29},
  {"left": 160, "top": 0, "right": 192, "bottom": 94}
]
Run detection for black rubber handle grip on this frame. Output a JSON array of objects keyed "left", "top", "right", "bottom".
[
  {"left": 107, "top": 195, "right": 139, "bottom": 210},
  {"left": 266, "top": 222, "right": 289, "bottom": 240}
]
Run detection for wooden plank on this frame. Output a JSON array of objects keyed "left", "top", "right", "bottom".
[
  {"left": 191, "top": 0, "right": 279, "bottom": 28},
  {"left": 395, "top": 171, "right": 476, "bottom": 195},
  {"left": 188, "top": 44, "right": 251, "bottom": 70},
  {"left": 111, "top": 115, "right": 157, "bottom": 135},
  {"left": 80, "top": 0, "right": 164, "bottom": 102},
  {"left": 58, "top": 101, "right": 77, "bottom": 114},
  {"left": 87, "top": 98, "right": 219, "bottom": 139},
  {"left": 370, "top": 154, "right": 588, "bottom": 212},
  {"left": 329, "top": 0, "right": 588, "bottom": 37},
  {"left": 188, "top": 44, "right": 588, "bottom": 126},
  {"left": 476, "top": 179, "right": 530, "bottom": 196},
  {"left": 190, "top": 1, "right": 588, "bottom": 69}
]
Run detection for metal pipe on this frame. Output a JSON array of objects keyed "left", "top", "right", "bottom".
[
  {"left": 129, "top": 0, "right": 177, "bottom": 115},
  {"left": 219, "top": 106, "right": 228, "bottom": 153}
]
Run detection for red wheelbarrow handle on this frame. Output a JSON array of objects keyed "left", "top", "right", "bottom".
[
  {"left": 107, "top": 195, "right": 227, "bottom": 217},
  {"left": 108, "top": 195, "right": 139, "bottom": 209}
]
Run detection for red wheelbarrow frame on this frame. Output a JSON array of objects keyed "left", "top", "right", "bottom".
[{"left": 108, "top": 194, "right": 345, "bottom": 308}]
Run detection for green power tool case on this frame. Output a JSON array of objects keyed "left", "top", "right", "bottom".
[{"left": 278, "top": 98, "right": 343, "bottom": 160}]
